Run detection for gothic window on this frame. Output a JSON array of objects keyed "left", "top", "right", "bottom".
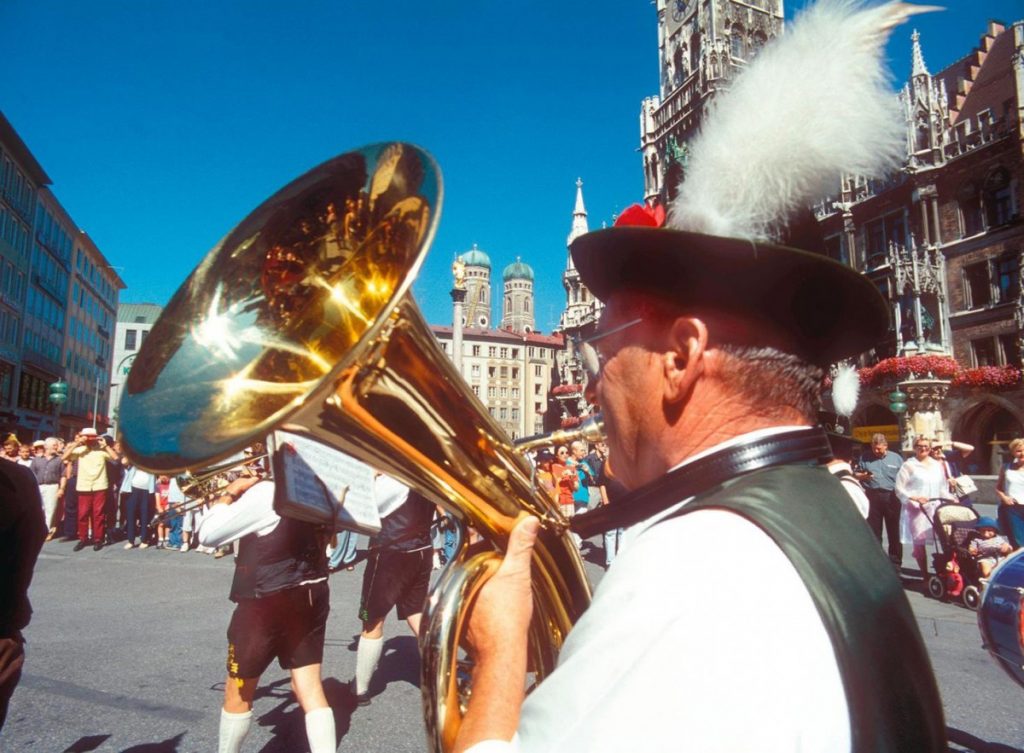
[
  {"left": 525, "top": 298, "right": 530, "bottom": 313},
  {"left": 915, "top": 118, "right": 930, "bottom": 152},
  {"left": 957, "top": 181, "right": 983, "bottom": 237},
  {"left": 863, "top": 213, "right": 905, "bottom": 267},
  {"left": 730, "top": 27, "right": 745, "bottom": 60},
  {"left": 505, "top": 295, "right": 511, "bottom": 311},
  {"left": 690, "top": 33, "right": 701, "bottom": 74},
  {"left": 673, "top": 44, "right": 686, "bottom": 84},
  {"left": 479, "top": 288, "right": 486, "bottom": 303},
  {"left": 984, "top": 167, "right": 1015, "bottom": 228}
]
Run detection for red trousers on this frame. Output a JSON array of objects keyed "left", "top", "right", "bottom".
[{"left": 77, "top": 490, "right": 107, "bottom": 543}]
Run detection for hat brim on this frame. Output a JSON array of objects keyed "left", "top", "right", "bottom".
[{"left": 571, "top": 227, "right": 890, "bottom": 366}]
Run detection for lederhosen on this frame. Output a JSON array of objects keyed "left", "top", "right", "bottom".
[
  {"left": 573, "top": 428, "right": 946, "bottom": 753},
  {"left": 226, "top": 515, "right": 329, "bottom": 677}
]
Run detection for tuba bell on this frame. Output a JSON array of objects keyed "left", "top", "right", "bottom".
[{"left": 118, "top": 144, "right": 592, "bottom": 753}]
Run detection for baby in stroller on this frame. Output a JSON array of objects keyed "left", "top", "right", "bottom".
[
  {"left": 967, "top": 516, "right": 1013, "bottom": 578},
  {"left": 926, "top": 502, "right": 986, "bottom": 609}
]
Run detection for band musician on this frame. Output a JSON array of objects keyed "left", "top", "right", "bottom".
[{"left": 197, "top": 473, "right": 336, "bottom": 753}]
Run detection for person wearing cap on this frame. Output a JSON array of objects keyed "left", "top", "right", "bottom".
[
  {"left": 967, "top": 516, "right": 1012, "bottom": 578},
  {"left": 449, "top": 3, "right": 945, "bottom": 752},
  {"left": 61, "top": 428, "right": 119, "bottom": 551}
]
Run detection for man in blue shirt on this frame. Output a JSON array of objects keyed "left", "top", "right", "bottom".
[{"left": 856, "top": 433, "right": 905, "bottom": 568}]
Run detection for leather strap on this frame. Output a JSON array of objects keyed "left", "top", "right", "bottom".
[{"left": 571, "top": 427, "right": 833, "bottom": 539}]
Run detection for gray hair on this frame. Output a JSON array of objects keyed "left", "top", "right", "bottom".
[
  {"left": 714, "top": 344, "right": 823, "bottom": 422},
  {"left": 871, "top": 433, "right": 888, "bottom": 445}
]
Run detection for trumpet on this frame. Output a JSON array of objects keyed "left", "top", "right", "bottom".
[
  {"left": 118, "top": 144, "right": 592, "bottom": 753},
  {"left": 514, "top": 414, "right": 604, "bottom": 453}
]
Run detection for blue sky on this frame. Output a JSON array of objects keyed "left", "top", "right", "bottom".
[{"left": 3, "top": 1, "right": 1021, "bottom": 330}]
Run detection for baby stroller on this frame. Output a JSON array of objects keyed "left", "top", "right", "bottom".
[{"left": 925, "top": 501, "right": 985, "bottom": 610}]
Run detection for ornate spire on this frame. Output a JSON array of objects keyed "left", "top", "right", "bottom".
[
  {"left": 566, "top": 178, "right": 589, "bottom": 268},
  {"left": 911, "top": 29, "right": 929, "bottom": 77}
]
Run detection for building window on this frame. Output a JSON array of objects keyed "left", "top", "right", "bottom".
[
  {"left": 957, "top": 181, "right": 984, "bottom": 238},
  {"left": 512, "top": 388, "right": 519, "bottom": 399},
  {"left": 500, "top": 347, "right": 508, "bottom": 358},
  {"left": 999, "top": 334, "right": 1021, "bottom": 367},
  {"left": 984, "top": 167, "right": 1015, "bottom": 228},
  {"left": 500, "top": 387, "right": 508, "bottom": 398},
  {"left": 471, "top": 364, "right": 480, "bottom": 377},
  {"left": 472, "top": 345, "right": 481, "bottom": 356},
  {"left": 863, "top": 213, "right": 905, "bottom": 267},
  {"left": 500, "top": 366, "right": 508, "bottom": 378},
  {"left": 511, "top": 367, "right": 519, "bottom": 380},
  {"left": 488, "top": 386, "right": 496, "bottom": 398},
  {"left": 124, "top": 328, "right": 137, "bottom": 351},
  {"left": 511, "top": 348, "right": 519, "bottom": 359},
  {"left": 534, "top": 383, "right": 542, "bottom": 395},
  {"left": 488, "top": 347, "right": 496, "bottom": 357},
  {"left": 528, "top": 347, "right": 535, "bottom": 358},
  {"left": 995, "top": 255, "right": 1020, "bottom": 304},
  {"left": 730, "top": 28, "right": 745, "bottom": 59},
  {"left": 963, "top": 262, "right": 991, "bottom": 308},
  {"left": 971, "top": 338, "right": 999, "bottom": 367},
  {"left": 511, "top": 408, "right": 519, "bottom": 421},
  {"left": 488, "top": 366, "right": 495, "bottom": 379},
  {"left": 534, "top": 365, "right": 543, "bottom": 377},
  {"left": 471, "top": 385, "right": 479, "bottom": 396}
]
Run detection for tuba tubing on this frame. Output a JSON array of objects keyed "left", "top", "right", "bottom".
[{"left": 118, "top": 144, "right": 591, "bottom": 753}]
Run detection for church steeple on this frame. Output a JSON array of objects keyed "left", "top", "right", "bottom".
[
  {"left": 565, "top": 178, "right": 589, "bottom": 264},
  {"left": 910, "top": 29, "right": 929, "bottom": 77}
]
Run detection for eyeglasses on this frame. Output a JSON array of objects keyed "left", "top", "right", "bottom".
[{"left": 574, "top": 318, "right": 644, "bottom": 379}]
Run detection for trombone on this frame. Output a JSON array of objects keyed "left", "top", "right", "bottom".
[{"left": 148, "top": 454, "right": 269, "bottom": 528}]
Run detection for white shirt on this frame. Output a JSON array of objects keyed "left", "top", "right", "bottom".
[
  {"left": 197, "top": 481, "right": 281, "bottom": 548},
  {"left": 1003, "top": 464, "right": 1024, "bottom": 504},
  {"left": 468, "top": 428, "right": 852, "bottom": 753}
]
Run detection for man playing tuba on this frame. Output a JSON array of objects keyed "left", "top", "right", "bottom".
[{"left": 452, "top": 2, "right": 946, "bottom": 751}]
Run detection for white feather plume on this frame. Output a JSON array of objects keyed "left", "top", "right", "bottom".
[
  {"left": 831, "top": 364, "right": 861, "bottom": 418},
  {"left": 669, "top": 0, "right": 938, "bottom": 241}
]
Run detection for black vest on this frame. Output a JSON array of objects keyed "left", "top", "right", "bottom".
[
  {"left": 229, "top": 515, "right": 327, "bottom": 602},
  {"left": 371, "top": 490, "right": 434, "bottom": 552},
  {"left": 667, "top": 464, "right": 946, "bottom": 752}
]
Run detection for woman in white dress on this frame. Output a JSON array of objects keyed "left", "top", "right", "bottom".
[
  {"left": 895, "top": 436, "right": 956, "bottom": 577},
  {"left": 996, "top": 437, "right": 1024, "bottom": 546}
]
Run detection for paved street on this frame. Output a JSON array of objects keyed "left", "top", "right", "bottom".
[{"left": 3, "top": 529, "right": 1023, "bottom": 753}]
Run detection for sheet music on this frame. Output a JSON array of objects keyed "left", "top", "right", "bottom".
[{"left": 272, "top": 429, "right": 381, "bottom": 534}]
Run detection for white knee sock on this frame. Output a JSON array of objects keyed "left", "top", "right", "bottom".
[
  {"left": 354, "top": 634, "right": 383, "bottom": 695},
  {"left": 218, "top": 708, "right": 253, "bottom": 753},
  {"left": 304, "top": 706, "right": 337, "bottom": 753}
]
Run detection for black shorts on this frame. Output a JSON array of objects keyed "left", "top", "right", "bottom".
[
  {"left": 226, "top": 580, "right": 330, "bottom": 679},
  {"left": 359, "top": 547, "right": 431, "bottom": 623}
]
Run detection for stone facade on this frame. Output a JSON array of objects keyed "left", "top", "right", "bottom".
[
  {"left": 814, "top": 20, "right": 1024, "bottom": 471},
  {"left": 640, "top": 0, "right": 784, "bottom": 202}
]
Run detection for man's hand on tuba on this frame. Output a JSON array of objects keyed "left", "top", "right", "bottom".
[{"left": 455, "top": 515, "right": 540, "bottom": 753}]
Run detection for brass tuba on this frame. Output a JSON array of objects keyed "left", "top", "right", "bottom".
[{"left": 118, "top": 144, "right": 592, "bottom": 753}]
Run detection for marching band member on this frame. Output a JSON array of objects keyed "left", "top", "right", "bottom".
[
  {"left": 452, "top": 2, "right": 945, "bottom": 751},
  {"left": 197, "top": 474, "right": 336, "bottom": 753}
]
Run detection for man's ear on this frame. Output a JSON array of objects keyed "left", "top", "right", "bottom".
[{"left": 662, "top": 316, "right": 707, "bottom": 405}]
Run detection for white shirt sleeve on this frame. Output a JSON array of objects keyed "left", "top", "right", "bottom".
[
  {"left": 464, "top": 736, "right": 519, "bottom": 753},
  {"left": 197, "top": 481, "right": 280, "bottom": 548},
  {"left": 516, "top": 509, "right": 851, "bottom": 753}
]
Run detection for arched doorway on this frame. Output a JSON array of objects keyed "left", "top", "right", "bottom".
[{"left": 954, "top": 401, "right": 1024, "bottom": 474}]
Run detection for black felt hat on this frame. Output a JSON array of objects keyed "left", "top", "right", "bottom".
[{"left": 570, "top": 225, "right": 889, "bottom": 367}]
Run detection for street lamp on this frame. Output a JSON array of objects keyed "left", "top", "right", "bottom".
[
  {"left": 889, "top": 388, "right": 908, "bottom": 452},
  {"left": 49, "top": 380, "right": 68, "bottom": 439}
]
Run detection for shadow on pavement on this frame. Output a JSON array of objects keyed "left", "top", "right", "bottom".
[
  {"left": 63, "top": 735, "right": 110, "bottom": 753},
  {"left": 948, "top": 726, "right": 1024, "bottom": 753},
  {"left": 120, "top": 732, "right": 186, "bottom": 752}
]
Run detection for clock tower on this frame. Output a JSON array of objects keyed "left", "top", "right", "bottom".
[{"left": 640, "top": 0, "right": 784, "bottom": 204}]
